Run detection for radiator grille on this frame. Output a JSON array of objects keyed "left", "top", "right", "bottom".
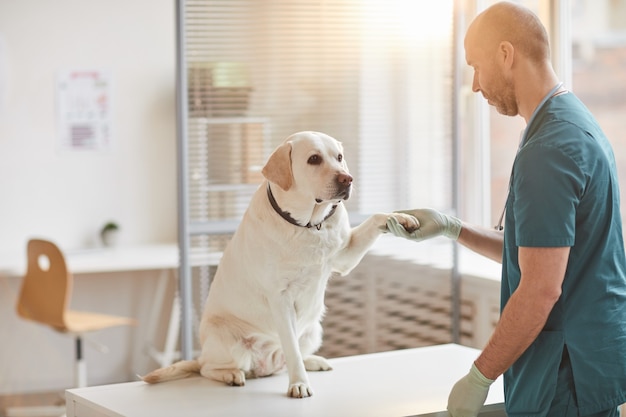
[{"left": 319, "top": 254, "right": 491, "bottom": 358}]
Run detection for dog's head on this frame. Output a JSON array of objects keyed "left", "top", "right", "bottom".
[{"left": 262, "top": 131, "right": 353, "bottom": 203}]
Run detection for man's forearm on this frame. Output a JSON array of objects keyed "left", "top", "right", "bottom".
[
  {"left": 457, "top": 223, "right": 504, "bottom": 263},
  {"left": 474, "top": 285, "right": 556, "bottom": 379}
]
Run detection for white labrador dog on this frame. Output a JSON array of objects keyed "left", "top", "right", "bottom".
[{"left": 142, "top": 131, "right": 418, "bottom": 398}]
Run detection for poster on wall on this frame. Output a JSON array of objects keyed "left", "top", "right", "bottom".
[{"left": 56, "top": 70, "right": 112, "bottom": 151}]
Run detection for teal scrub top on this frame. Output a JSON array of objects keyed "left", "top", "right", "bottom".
[{"left": 501, "top": 92, "right": 626, "bottom": 416}]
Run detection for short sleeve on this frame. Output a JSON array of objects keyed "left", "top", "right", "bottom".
[{"left": 512, "top": 144, "right": 583, "bottom": 247}]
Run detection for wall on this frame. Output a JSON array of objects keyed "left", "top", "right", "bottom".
[
  {"left": 0, "top": 0, "right": 177, "bottom": 253},
  {"left": 0, "top": 0, "right": 177, "bottom": 394}
]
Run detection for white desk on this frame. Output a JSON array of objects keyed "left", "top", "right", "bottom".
[
  {"left": 66, "top": 344, "right": 505, "bottom": 417},
  {"left": 0, "top": 244, "right": 179, "bottom": 278},
  {"left": 0, "top": 244, "right": 222, "bottom": 382}
]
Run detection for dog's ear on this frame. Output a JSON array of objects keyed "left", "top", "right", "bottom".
[{"left": 262, "top": 142, "right": 293, "bottom": 191}]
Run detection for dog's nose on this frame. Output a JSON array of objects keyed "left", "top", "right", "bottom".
[{"left": 338, "top": 173, "right": 353, "bottom": 185}]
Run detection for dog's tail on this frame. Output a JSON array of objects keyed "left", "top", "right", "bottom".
[{"left": 141, "top": 359, "right": 200, "bottom": 384}]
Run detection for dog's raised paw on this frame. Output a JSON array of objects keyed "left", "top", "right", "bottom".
[
  {"left": 390, "top": 213, "right": 420, "bottom": 233},
  {"left": 288, "top": 382, "right": 313, "bottom": 398}
]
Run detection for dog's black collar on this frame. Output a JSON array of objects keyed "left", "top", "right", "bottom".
[{"left": 266, "top": 183, "right": 338, "bottom": 231}]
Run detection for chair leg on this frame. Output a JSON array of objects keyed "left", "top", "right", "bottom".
[
  {"left": 4, "top": 336, "right": 86, "bottom": 417},
  {"left": 75, "top": 336, "right": 87, "bottom": 388}
]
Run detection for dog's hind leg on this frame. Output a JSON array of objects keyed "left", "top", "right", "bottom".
[
  {"left": 299, "top": 322, "right": 332, "bottom": 372},
  {"left": 198, "top": 319, "right": 249, "bottom": 386},
  {"left": 200, "top": 364, "right": 246, "bottom": 386},
  {"left": 303, "top": 355, "right": 332, "bottom": 372}
]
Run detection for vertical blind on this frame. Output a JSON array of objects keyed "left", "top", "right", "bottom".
[
  {"left": 184, "top": 0, "right": 455, "bottom": 243},
  {"left": 178, "top": 0, "right": 456, "bottom": 355}
]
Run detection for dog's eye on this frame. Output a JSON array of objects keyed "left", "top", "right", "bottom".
[
  {"left": 338, "top": 154, "right": 343, "bottom": 162},
  {"left": 308, "top": 155, "right": 322, "bottom": 165}
]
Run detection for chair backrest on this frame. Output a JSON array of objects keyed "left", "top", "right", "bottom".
[{"left": 16, "top": 239, "right": 72, "bottom": 331}]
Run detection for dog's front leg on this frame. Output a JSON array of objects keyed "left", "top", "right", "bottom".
[
  {"left": 333, "top": 213, "right": 418, "bottom": 275},
  {"left": 332, "top": 213, "right": 389, "bottom": 275},
  {"left": 269, "top": 295, "right": 313, "bottom": 398}
]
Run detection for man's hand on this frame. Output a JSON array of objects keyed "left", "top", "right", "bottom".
[
  {"left": 386, "top": 208, "right": 462, "bottom": 242},
  {"left": 447, "top": 363, "right": 494, "bottom": 417}
]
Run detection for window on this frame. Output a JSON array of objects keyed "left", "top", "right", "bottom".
[
  {"left": 571, "top": 0, "right": 626, "bottom": 227},
  {"left": 177, "top": 0, "right": 460, "bottom": 356},
  {"left": 178, "top": 0, "right": 626, "bottom": 356},
  {"left": 183, "top": 0, "right": 456, "bottom": 238}
]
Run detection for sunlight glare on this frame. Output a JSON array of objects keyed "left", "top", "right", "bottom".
[{"left": 390, "top": 0, "right": 453, "bottom": 41}]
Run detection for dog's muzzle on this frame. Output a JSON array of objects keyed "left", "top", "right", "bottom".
[
  {"left": 335, "top": 172, "right": 353, "bottom": 200},
  {"left": 335, "top": 183, "right": 352, "bottom": 200}
]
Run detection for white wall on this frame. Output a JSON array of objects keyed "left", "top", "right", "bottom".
[
  {"left": 0, "top": 0, "right": 177, "bottom": 252},
  {"left": 0, "top": 0, "right": 177, "bottom": 394}
]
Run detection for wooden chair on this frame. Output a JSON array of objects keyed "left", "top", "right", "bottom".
[{"left": 15, "top": 238, "right": 136, "bottom": 389}]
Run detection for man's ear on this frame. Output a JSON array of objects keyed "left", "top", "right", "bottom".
[
  {"left": 499, "top": 40, "right": 515, "bottom": 69},
  {"left": 262, "top": 142, "right": 293, "bottom": 191}
]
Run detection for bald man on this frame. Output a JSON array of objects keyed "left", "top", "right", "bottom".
[{"left": 387, "top": 2, "right": 626, "bottom": 416}]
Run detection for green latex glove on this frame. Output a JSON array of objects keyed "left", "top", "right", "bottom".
[
  {"left": 386, "top": 208, "right": 462, "bottom": 241},
  {"left": 447, "top": 363, "right": 494, "bottom": 417}
]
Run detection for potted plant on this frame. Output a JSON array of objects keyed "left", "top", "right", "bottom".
[{"left": 100, "top": 221, "right": 120, "bottom": 247}]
